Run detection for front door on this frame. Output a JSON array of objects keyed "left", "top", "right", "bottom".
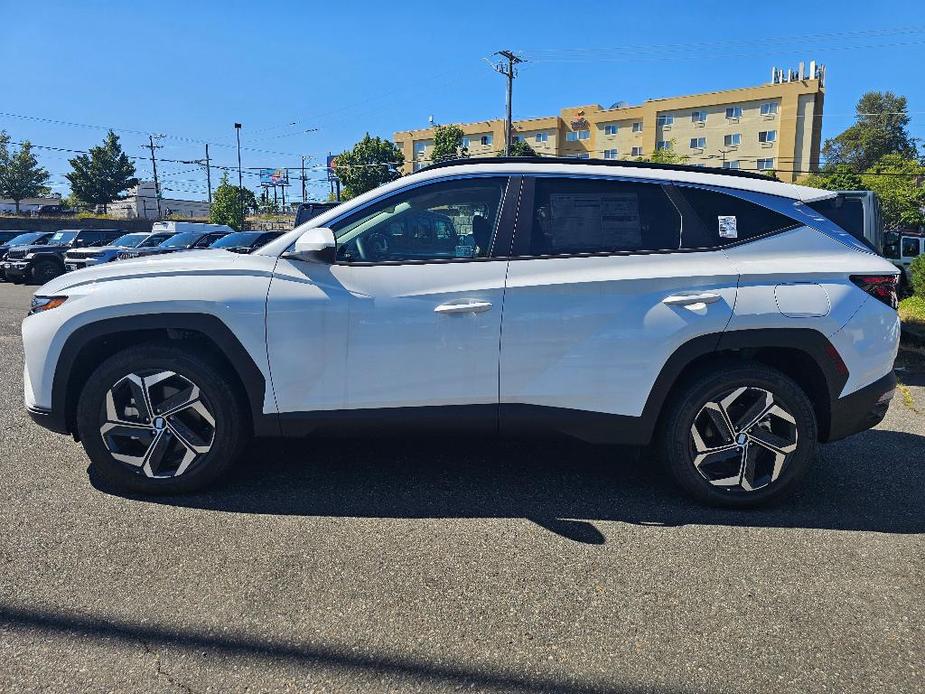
[{"left": 266, "top": 175, "right": 517, "bottom": 433}]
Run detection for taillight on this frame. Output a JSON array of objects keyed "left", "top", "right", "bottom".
[{"left": 850, "top": 275, "right": 898, "bottom": 310}]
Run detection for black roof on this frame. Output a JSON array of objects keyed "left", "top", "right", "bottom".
[{"left": 421, "top": 156, "right": 772, "bottom": 181}]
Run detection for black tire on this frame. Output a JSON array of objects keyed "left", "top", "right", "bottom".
[
  {"left": 31, "top": 258, "right": 62, "bottom": 285},
  {"left": 76, "top": 343, "right": 249, "bottom": 494},
  {"left": 658, "top": 362, "right": 817, "bottom": 508}
]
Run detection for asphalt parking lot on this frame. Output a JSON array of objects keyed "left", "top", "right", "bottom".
[{"left": 0, "top": 280, "right": 922, "bottom": 694}]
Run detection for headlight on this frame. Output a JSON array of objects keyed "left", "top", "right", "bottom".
[
  {"left": 29, "top": 295, "right": 68, "bottom": 315},
  {"left": 25, "top": 253, "right": 36, "bottom": 259}
]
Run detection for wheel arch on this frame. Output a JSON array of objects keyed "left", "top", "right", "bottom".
[
  {"left": 53, "top": 314, "right": 278, "bottom": 439},
  {"left": 642, "top": 328, "right": 848, "bottom": 444}
]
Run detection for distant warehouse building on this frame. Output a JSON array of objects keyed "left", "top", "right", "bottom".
[
  {"left": 108, "top": 182, "right": 211, "bottom": 220},
  {"left": 394, "top": 63, "right": 825, "bottom": 183}
]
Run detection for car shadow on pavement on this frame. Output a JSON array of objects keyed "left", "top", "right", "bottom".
[{"left": 92, "top": 428, "right": 925, "bottom": 543}]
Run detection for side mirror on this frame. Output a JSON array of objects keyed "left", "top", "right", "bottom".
[{"left": 288, "top": 227, "right": 336, "bottom": 263}]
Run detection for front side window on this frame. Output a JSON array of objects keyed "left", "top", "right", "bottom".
[
  {"left": 883, "top": 231, "right": 900, "bottom": 259},
  {"left": 724, "top": 133, "right": 742, "bottom": 146},
  {"left": 759, "top": 130, "right": 777, "bottom": 143},
  {"left": 525, "top": 178, "right": 681, "bottom": 256},
  {"left": 902, "top": 237, "right": 922, "bottom": 258},
  {"left": 332, "top": 177, "right": 507, "bottom": 263}
]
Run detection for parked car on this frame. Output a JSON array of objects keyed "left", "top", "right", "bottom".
[
  {"left": 1, "top": 232, "right": 53, "bottom": 281},
  {"left": 4, "top": 229, "right": 123, "bottom": 284},
  {"left": 882, "top": 229, "right": 924, "bottom": 291},
  {"left": 117, "top": 229, "right": 230, "bottom": 259},
  {"left": 64, "top": 231, "right": 175, "bottom": 271},
  {"left": 23, "top": 158, "right": 900, "bottom": 506},
  {"left": 208, "top": 231, "right": 283, "bottom": 254},
  {"left": 294, "top": 201, "right": 340, "bottom": 227}
]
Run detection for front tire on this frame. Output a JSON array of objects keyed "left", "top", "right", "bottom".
[
  {"left": 31, "top": 259, "right": 62, "bottom": 285},
  {"left": 76, "top": 343, "right": 249, "bottom": 494},
  {"left": 658, "top": 363, "right": 817, "bottom": 508}
]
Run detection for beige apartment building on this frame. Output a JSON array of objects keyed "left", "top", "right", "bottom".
[{"left": 394, "top": 66, "right": 825, "bottom": 183}]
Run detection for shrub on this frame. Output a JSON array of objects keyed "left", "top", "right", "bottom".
[{"left": 910, "top": 254, "right": 925, "bottom": 298}]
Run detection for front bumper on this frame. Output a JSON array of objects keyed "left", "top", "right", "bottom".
[
  {"left": 826, "top": 370, "right": 896, "bottom": 442},
  {"left": 3, "top": 261, "right": 30, "bottom": 280},
  {"left": 26, "top": 405, "right": 70, "bottom": 435}
]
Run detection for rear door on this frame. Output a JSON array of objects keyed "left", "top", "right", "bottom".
[{"left": 498, "top": 176, "right": 739, "bottom": 440}]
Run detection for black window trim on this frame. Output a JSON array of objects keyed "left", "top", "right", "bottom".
[
  {"left": 509, "top": 173, "right": 803, "bottom": 260},
  {"left": 327, "top": 174, "right": 521, "bottom": 267}
]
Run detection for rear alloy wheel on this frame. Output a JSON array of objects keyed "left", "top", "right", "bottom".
[
  {"left": 77, "top": 344, "right": 248, "bottom": 494},
  {"left": 660, "top": 364, "right": 817, "bottom": 507}
]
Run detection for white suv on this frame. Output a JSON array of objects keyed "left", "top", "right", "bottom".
[{"left": 22, "top": 159, "right": 900, "bottom": 506}]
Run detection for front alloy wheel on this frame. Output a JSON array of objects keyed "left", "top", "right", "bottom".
[{"left": 100, "top": 370, "right": 216, "bottom": 478}]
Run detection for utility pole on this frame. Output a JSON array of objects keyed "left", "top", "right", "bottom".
[
  {"left": 301, "top": 156, "right": 307, "bottom": 202},
  {"left": 491, "top": 50, "right": 524, "bottom": 156},
  {"left": 144, "top": 135, "right": 163, "bottom": 219},
  {"left": 204, "top": 144, "right": 212, "bottom": 204},
  {"left": 234, "top": 123, "right": 244, "bottom": 223}
]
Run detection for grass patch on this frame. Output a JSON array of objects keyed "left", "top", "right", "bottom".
[{"left": 899, "top": 295, "right": 925, "bottom": 329}]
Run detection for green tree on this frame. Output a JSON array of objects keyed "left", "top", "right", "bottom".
[
  {"left": 334, "top": 134, "right": 404, "bottom": 199},
  {"left": 860, "top": 154, "right": 925, "bottom": 230},
  {"left": 801, "top": 163, "right": 863, "bottom": 190},
  {"left": 499, "top": 138, "right": 538, "bottom": 157},
  {"left": 0, "top": 132, "right": 51, "bottom": 213},
  {"left": 209, "top": 172, "right": 256, "bottom": 230},
  {"left": 65, "top": 130, "right": 137, "bottom": 213},
  {"left": 637, "top": 140, "right": 689, "bottom": 164},
  {"left": 822, "top": 92, "right": 919, "bottom": 171},
  {"left": 431, "top": 125, "right": 467, "bottom": 163}
]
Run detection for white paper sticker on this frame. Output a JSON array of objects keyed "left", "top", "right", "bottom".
[{"left": 718, "top": 215, "right": 738, "bottom": 239}]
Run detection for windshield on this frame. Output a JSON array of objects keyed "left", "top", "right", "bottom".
[
  {"left": 110, "top": 233, "right": 149, "bottom": 248},
  {"left": 210, "top": 232, "right": 261, "bottom": 248},
  {"left": 49, "top": 231, "right": 79, "bottom": 245},
  {"left": 158, "top": 232, "right": 199, "bottom": 249},
  {"left": 139, "top": 233, "right": 173, "bottom": 247},
  {"left": 5, "top": 232, "right": 45, "bottom": 246}
]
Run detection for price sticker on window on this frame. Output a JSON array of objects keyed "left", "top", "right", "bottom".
[{"left": 718, "top": 215, "right": 738, "bottom": 239}]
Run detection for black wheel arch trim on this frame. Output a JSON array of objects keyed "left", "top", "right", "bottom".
[{"left": 47, "top": 313, "right": 278, "bottom": 438}]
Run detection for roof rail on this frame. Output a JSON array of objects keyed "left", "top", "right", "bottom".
[{"left": 420, "top": 156, "right": 772, "bottom": 181}]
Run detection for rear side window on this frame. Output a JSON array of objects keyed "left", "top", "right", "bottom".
[
  {"left": 672, "top": 186, "right": 799, "bottom": 248},
  {"left": 526, "top": 178, "right": 681, "bottom": 255}
]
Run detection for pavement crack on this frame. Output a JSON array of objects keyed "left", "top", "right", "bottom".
[{"left": 139, "top": 638, "right": 198, "bottom": 694}]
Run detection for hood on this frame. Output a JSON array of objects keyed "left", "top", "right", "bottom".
[
  {"left": 66, "top": 245, "right": 123, "bottom": 257},
  {"left": 119, "top": 246, "right": 178, "bottom": 258},
  {"left": 37, "top": 249, "right": 275, "bottom": 295},
  {"left": 10, "top": 243, "right": 64, "bottom": 254}
]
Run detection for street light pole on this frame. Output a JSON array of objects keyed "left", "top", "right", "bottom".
[{"left": 234, "top": 123, "right": 243, "bottom": 224}]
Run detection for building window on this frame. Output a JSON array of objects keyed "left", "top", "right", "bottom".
[
  {"left": 604, "top": 124, "right": 618, "bottom": 135},
  {"left": 723, "top": 133, "right": 741, "bottom": 147},
  {"left": 760, "top": 102, "right": 778, "bottom": 116},
  {"left": 632, "top": 122, "right": 643, "bottom": 133},
  {"left": 514, "top": 135, "right": 524, "bottom": 143},
  {"left": 566, "top": 131, "right": 577, "bottom": 142},
  {"left": 656, "top": 114, "right": 674, "bottom": 127},
  {"left": 480, "top": 134, "right": 492, "bottom": 146},
  {"left": 722, "top": 160, "right": 740, "bottom": 169},
  {"left": 603, "top": 149, "right": 618, "bottom": 159},
  {"left": 412, "top": 162, "right": 424, "bottom": 172},
  {"left": 535, "top": 132, "right": 548, "bottom": 143},
  {"left": 689, "top": 137, "right": 706, "bottom": 149},
  {"left": 461, "top": 137, "right": 470, "bottom": 149},
  {"left": 691, "top": 111, "right": 707, "bottom": 123},
  {"left": 631, "top": 146, "right": 643, "bottom": 156},
  {"left": 656, "top": 140, "right": 671, "bottom": 151},
  {"left": 578, "top": 129, "right": 590, "bottom": 140},
  {"left": 758, "top": 130, "right": 777, "bottom": 143},
  {"left": 413, "top": 142, "right": 427, "bottom": 157},
  {"left": 757, "top": 158, "right": 775, "bottom": 170},
  {"left": 725, "top": 106, "right": 742, "bottom": 119}
]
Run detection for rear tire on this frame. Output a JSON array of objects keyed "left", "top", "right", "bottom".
[
  {"left": 658, "top": 362, "right": 817, "bottom": 508},
  {"left": 76, "top": 343, "right": 249, "bottom": 494}
]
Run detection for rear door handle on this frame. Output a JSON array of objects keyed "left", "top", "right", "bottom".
[
  {"left": 662, "top": 292, "right": 721, "bottom": 307},
  {"left": 434, "top": 300, "right": 493, "bottom": 314}
]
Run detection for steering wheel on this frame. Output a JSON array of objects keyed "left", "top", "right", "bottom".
[{"left": 356, "top": 230, "right": 390, "bottom": 261}]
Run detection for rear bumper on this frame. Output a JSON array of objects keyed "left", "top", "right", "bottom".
[{"left": 825, "top": 370, "right": 896, "bottom": 442}]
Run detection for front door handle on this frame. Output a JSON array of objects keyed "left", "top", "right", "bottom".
[
  {"left": 434, "top": 300, "right": 493, "bottom": 315},
  {"left": 662, "top": 292, "right": 721, "bottom": 307}
]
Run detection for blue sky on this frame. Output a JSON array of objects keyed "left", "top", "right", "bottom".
[{"left": 1, "top": 0, "right": 923, "bottom": 201}]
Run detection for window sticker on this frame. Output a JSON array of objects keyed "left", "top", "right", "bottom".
[
  {"left": 718, "top": 215, "right": 738, "bottom": 239},
  {"left": 550, "top": 193, "right": 642, "bottom": 249}
]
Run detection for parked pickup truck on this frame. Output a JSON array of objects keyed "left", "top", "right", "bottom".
[
  {"left": 1, "top": 232, "right": 52, "bottom": 281},
  {"left": 4, "top": 229, "right": 123, "bottom": 284}
]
